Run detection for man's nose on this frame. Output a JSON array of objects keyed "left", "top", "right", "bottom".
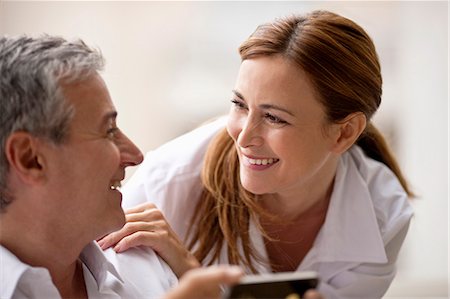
[{"left": 118, "top": 133, "right": 144, "bottom": 167}]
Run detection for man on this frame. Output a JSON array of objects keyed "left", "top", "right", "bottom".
[{"left": 0, "top": 35, "right": 242, "bottom": 299}]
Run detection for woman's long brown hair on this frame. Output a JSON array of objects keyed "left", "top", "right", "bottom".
[{"left": 187, "top": 10, "right": 414, "bottom": 272}]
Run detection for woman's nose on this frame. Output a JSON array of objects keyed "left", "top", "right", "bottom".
[{"left": 236, "top": 116, "right": 264, "bottom": 148}]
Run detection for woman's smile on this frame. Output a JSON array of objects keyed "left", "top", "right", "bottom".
[{"left": 240, "top": 153, "right": 280, "bottom": 171}]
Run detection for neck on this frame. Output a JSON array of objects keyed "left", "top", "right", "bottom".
[
  {"left": 54, "top": 259, "right": 87, "bottom": 299},
  {"left": 0, "top": 208, "right": 88, "bottom": 298}
]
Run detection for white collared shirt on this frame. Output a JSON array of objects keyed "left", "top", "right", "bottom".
[
  {"left": 1, "top": 242, "right": 177, "bottom": 299},
  {"left": 122, "top": 116, "right": 413, "bottom": 299}
]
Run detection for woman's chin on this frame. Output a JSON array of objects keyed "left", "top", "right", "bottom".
[{"left": 241, "top": 180, "right": 270, "bottom": 195}]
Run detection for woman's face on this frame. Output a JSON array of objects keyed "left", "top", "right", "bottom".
[{"left": 227, "top": 55, "right": 339, "bottom": 198}]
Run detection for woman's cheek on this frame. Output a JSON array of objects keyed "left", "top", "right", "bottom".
[{"left": 228, "top": 109, "right": 250, "bottom": 140}]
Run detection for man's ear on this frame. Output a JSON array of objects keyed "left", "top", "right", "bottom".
[
  {"left": 330, "top": 112, "right": 367, "bottom": 154},
  {"left": 5, "top": 132, "right": 47, "bottom": 184}
]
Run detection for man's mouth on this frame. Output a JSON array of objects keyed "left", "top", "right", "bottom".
[{"left": 110, "top": 181, "right": 122, "bottom": 191}]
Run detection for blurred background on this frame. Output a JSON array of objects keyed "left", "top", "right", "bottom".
[{"left": 0, "top": 1, "right": 448, "bottom": 298}]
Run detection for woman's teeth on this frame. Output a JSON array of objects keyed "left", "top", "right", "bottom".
[{"left": 247, "top": 157, "right": 279, "bottom": 165}]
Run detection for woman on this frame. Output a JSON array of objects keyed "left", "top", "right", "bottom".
[{"left": 99, "top": 10, "right": 413, "bottom": 299}]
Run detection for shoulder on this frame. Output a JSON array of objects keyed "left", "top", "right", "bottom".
[
  {"left": 140, "top": 116, "right": 227, "bottom": 177},
  {"left": 106, "top": 247, "right": 178, "bottom": 294},
  {"left": 345, "top": 146, "right": 413, "bottom": 238}
]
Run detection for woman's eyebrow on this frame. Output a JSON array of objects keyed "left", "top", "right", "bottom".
[
  {"left": 232, "top": 90, "right": 245, "bottom": 100},
  {"left": 232, "top": 90, "right": 294, "bottom": 116},
  {"left": 259, "top": 103, "right": 295, "bottom": 116}
]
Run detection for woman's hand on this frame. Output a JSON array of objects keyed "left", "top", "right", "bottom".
[
  {"left": 163, "top": 265, "right": 243, "bottom": 299},
  {"left": 97, "top": 202, "right": 200, "bottom": 277},
  {"left": 304, "top": 290, "right": 324, "bottom": 299},
  {"left": 164, "top": 266, "right": 323, "bottom": 299}
]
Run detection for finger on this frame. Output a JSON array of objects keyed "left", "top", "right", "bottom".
[
  {"left": 183, "top": 266, "right": 243, "bottom": 298},
  {"left": 124, "top": 202, "right": 157, "bottom": 214},
  {"left": 99, "top": 221, "right": 157, "bottom": 250},
  {"left": 114, "top": 231, "right": 161, "bottom": 253},
  {"left": 97, "top": 229, "right": 124, "bottom": 249},
  {"left": 99, "top": 214, "right": 171, "bottom": 249},
  {"left": 208, "top": 265, "right": 243, "bottom": 286},
  {"left": 96, "top": 235, "right": 107, "bottom": 244},
  {"left": 163, "top": 266, "right": 243, "bottom": 299},
  {"left": 125, "top": 208, "right": 166, "bottom": 223},
  {"left": 188, "top": 265, "right": 243, "bottom": 286},
  {"left": 125, "top": 217, "right": 173, "bottom": 242},
  {"left": 304, "top": 290, "right": 322, "bottom": 299}
]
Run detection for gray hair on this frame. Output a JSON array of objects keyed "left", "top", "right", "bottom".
[{"left": 0, "top": 35, "right": 105, "bottom": 210}]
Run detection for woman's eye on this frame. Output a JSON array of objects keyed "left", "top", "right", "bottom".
[
  {"left": 264, "top": 113, "right": 287, "bottom": 125},
  {"left": 231, "top": 99, "right": 247, "bottom": 110}
]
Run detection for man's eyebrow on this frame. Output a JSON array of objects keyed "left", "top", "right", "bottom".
[
  {"left": 231, "top": 90, "right": 295, "bottom": 117},
  {"left": 102, "top": 111, "right": 118, "bottom": 123}
]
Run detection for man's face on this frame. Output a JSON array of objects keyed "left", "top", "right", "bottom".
[{"left": 43, "top": 73, "right": 143, "bottom": 241}]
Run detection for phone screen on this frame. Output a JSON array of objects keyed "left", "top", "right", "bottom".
[{"left": 223, "top": 271, "right": 319, "bottom": 299}]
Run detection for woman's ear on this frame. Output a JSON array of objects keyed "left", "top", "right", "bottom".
[
  {"left": 331, "top": 112, "right": 366, "bottom": 154},
  {"left": 5, "top": 132, "right": 47, "bottom": 185}
]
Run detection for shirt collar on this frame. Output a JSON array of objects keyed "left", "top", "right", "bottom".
[
  {"left": 309, "top": 146, "right": 387, "bottom": 264},
  {"left": 79, "top": 241, "right": 124, "bottom": 287},
  {"left": 0, "top": 245, "right": 32, "bottom": 299},
  {"left": 0, "top": 242, "right": 124, "bottom": 299}
]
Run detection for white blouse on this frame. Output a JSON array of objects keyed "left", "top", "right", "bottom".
[{"left": 122, "top": 116, "right": 413, "bottom": 299}]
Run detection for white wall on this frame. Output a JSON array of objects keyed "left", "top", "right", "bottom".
[{"left": 1, "top": 1, "right": 448, "bottom": 298}]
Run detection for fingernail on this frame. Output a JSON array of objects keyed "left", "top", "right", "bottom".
[
  {"left": 114, "top": 244, "right": 122, "bottom": 253},
  {"left": 227, "top": 266, "right": 243, "bottom": 275}
]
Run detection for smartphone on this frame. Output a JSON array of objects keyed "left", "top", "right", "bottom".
[{"left": 223, "top": 271, "right": 319, "bottom": 299}]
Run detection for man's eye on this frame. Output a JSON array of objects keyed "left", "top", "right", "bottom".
[{"left": 106, "top": 127, "right": 119, "bottom": 139}]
